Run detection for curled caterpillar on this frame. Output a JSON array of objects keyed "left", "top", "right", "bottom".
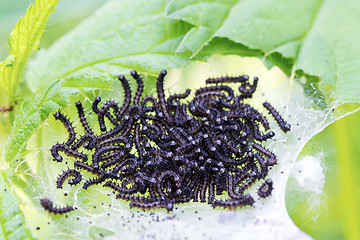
[
  {"left": 51, "top": 144, "right": 87, "bottom": 162},
  {"left": 56, "top": 169, "right": 82, "bottom": 189},
  {"left": 82, "top": 174, "right": 107, "bottom": 190},
  {"left": 257, "top": 178, "right": 273, "bottom": 198}
]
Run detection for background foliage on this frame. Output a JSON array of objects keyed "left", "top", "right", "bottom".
[{"left": 0, "top": 0, "right": 359, "bottom": 239}]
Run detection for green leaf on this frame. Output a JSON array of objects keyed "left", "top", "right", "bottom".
[
  {"left": 3, "top": 65, "right": 119, "bottom": 171},
  {"left": 0, "top": 0, "right": 59, "bottom": 107},
  {"left": 2, "top": 80, "right": 66, "bottom": 169},
  {"left": 165, "top": 0, "right": 238, "bottom": 57},
  {"left": 294, "top": 0, "right": 360, "bottom": 103},
  {"left": 26, "top": 0, "right": 192, "bottom": 92},
  {"left": 167, "top": 0, "right": 360, "bottom": 103},
  {"left": 0, "top": 171, "right": 33, "bottom": 240},
  {"left": 166, "top": 0, "right": 319, "bottom": 58}
]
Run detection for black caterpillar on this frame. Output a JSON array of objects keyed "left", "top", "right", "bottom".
[
  {"left": 56, "top": 169, "right": 82, "bottom": 189},
  {"left": 40, "top": 198, "right": 74, "bottom": 214},
  {"left": 46, "top": 69, "right": 290, "bottom": 213},
  {"left": 257, "top": 178, "right": 273, "bottom": 198}
]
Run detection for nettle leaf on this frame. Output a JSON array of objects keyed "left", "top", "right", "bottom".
[
  {"left": 0, "top": 171, "right": 33, "bottom": 240},
  {"left": 165, "top": 0, "right": 238, "bottom": 57},
  {"left": 166, "top": 0, "right": 360, "bottom": 103},
  {"left": 25, "top": 0, "right": 192, "bottom": 93},
  {"left": 0, "top": 0, "right": 59, "bottom": 106},
  {"left": 3, "top": 80, "right": 65, "bottom": 169},
  {"left": 166, "top": 0, "right": 319, "bottom": 59}
]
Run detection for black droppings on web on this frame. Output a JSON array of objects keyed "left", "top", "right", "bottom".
[{"left": 42, "top": 69, "right": 291, "bottom": 213}]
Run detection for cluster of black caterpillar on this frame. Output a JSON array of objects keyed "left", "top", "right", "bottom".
[{"left": 44, "top": 69, "right": 290, "bottom": 214}]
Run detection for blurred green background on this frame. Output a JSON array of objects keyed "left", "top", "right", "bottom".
[{"left": 1, "top": 0, "right": 359, "bottom": 239}]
